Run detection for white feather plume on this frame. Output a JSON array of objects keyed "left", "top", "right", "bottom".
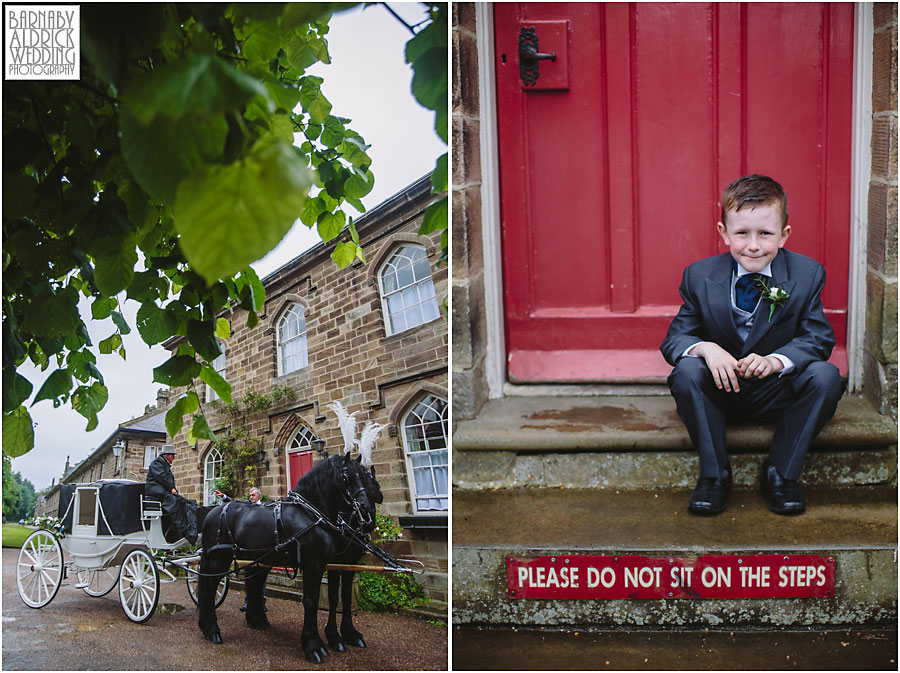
[
  {"left": 356, "top": 421, "right": 386, "bottom": 469},
  {"left": 327, "top": 400, "right": 359, "bottom": 455}
]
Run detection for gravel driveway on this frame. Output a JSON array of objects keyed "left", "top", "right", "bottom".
[{"left": 2, "top": 548, "right": 447, "bottom": 670}]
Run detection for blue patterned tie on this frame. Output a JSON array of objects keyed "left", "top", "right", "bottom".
[{"left": 734, "top": 273, "right": 763, "bottom": 313}]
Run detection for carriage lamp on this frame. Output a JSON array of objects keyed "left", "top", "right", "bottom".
[
  {"left": 256, "top": 448, "right": 269, "bottom": 470},
  {"left": 313, "top": 438, "right": 327, "bottom": 458}
]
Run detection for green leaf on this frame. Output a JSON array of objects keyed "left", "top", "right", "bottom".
[
  {"left": 120, "top": 107, "right": 229, "bottom": 206},
  {"left": 187, "top": 318, "right": 222, "bottom": 362},
  {"left": 344, "top": 168, "right": 374, "bottom": 199},
  {"left": 174, "top": 136, "right": 313, "bottom": 283},
  {"left": 71, "top": 382, "right": 109, "bottom": 431},
  {"left": 91, "top": 234, "right": 138, "bottom": 296},
  {"left": 199, "top": 363, "right": 232, "bottom": 405},
  {"left": 419, "top": 195, "right": 448, "bottom": 236},
  {"left": 3, "top": 371, "right": 33, "bottom": 414},
  {"left": 165, "top": 391, "right": 199, "bottom": 438},
  {"left": 300, "top": 196, "right": 327, "bottom": 226},
  {"left": 110, "top": 310, "right": 132, "bottom": 335},
  {"left": 410, "top": 47, "right": 447, "bottom": 112},
  {"left": 320, "top": 115, "right": 345, "bottom": 148},
  {"left": 122, "top": 53, "right": 268, "bottom": 125},
  {"left": 98, "top": 333, "right": 123, "bottom": 355},
  {"left": 331, "top": 241, "right": 357, "bottom": 268},
  {"left": 286, "top": 32, "right": 321, "bottom": 72},
  {"left": 299, "top": 78, "right": 332, "bottom": 124},
  {"left": 91, "top": 296, "right": 117, "bottom": 321},
  {"left": 3, "top": 407, "right": 34, "bottom": 457},
  {"left": 434, "top": 103, "right": 448, "bottom": 144},
  {"left": 136, "top": 301, "right": 177, "bottom": 345},
  {"left": 405, "top": 16, "right": 448, "bottom": 65},
  {"left": 187, "top": 413, "right": 216, "bottom": 443},
  {"left": 317, "top": 210, "right": 345, "bottom": 242},
  {"left": 240, "top": 267, "right": 266, "bottom": 313},
  {"left": 215, "top": 317, "right": 231, "bottom": 339},
  {"left": 153, "top": 355, "right": 202, "bottom": 387},
  {"left": 431, "top": 152, "right": 448, "bottom": 193},
  {"left": 31, "top": 369, "right": 71, "bottom": 408},
  {"left": 23, "top": 287, "right": 82, "bottom": 339}
]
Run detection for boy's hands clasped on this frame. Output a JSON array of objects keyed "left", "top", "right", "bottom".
[{"left": 688, "top": 342, "right": 783, "bottom": 392}]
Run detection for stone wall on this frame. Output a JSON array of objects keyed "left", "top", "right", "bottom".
[
  {"left": 865, "top": 3, "right": 899, "bottom": 419},
  {"left": 452, "top": 2, "right": 488, "bottom": 424},
  {"left": 166, "top": 178, "right": 448, "bottom": 601}
]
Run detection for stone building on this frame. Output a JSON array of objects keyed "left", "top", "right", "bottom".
[
  {"left": 33, "top": 391, "right": 169, "bottom": 517},
  {"left": 164, "top": 175, "right": 448, "bottom": 604}
]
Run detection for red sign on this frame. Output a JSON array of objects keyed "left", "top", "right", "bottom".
[{"left": 507, "top": 555, "right": 835, "bottom": 600}]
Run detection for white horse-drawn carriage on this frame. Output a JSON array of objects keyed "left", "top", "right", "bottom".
[{"left": 16, "top": 479, "right": 228, "bottom": 623}]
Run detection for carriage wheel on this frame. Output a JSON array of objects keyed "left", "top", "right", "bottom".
[
  {"left": 77, "top": 566, "right": 119, "bottom": 597},
  {"left": 16, "top": 530, "right": 63, "bottom": 608},
  {"left": 118, "top": 549, "right": 159, "bottom": 623},
  {"left": 186, "top": 569, "right": 230, "bottom": 608}
]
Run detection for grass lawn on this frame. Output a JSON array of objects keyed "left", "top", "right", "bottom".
[{"left": 2, "top": 523, "right": 34, "bottom": 548}]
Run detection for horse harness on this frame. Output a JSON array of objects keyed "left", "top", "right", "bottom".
[{"left": 204, "top": 465, "right": 375, "bottom": 573}]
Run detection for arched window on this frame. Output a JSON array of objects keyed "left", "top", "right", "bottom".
[
  {"left": 401, "top": 395, "right": 448, "bottom": 512},
  {"left": 207, "top": 343, "right": 226, "bottom": 402},
  {"left": 378, "top": 245, "right": 440, "bottom": 336},
  {"left": 277, "top": 303, "right": 308, "bottom": 376},
  {"left": 203, "top": 446, "right": 224, "bottom": 505},
  {"left": 286, "top": 425, "right": 316, "bottom": 492}
]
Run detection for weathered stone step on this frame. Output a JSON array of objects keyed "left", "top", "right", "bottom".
[
  {"left": 453, "top": 395, "right": 897, "bottom": 488},
  {"left": 452, "top": 486, "right": 897, "bottom": 629},
  {"left": 453, "top": 625, "right": 898, "bottom": 670}
]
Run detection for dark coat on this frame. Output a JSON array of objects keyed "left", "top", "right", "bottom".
[
  {"left": 145, "top": 455, "right": 176, "bottom": 499},
  {"left": 660, "top": 248, "right": 835, "bottom": 374}
]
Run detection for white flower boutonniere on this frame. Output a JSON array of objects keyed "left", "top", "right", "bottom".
[{"left": 755, "top": 277, "right": 789, "bottom": 322}]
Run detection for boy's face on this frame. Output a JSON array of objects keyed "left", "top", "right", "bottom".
[{"left": 717, "top": 203, "right": 790, "bottom": 273}]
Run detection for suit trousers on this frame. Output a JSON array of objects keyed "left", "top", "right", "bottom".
[{"left": 668, "top": 357, "right": 843, "bottom": 480}]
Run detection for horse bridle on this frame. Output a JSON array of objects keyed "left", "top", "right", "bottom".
[{"left": 337, "top": 464, "right": 374, "bottom": 531}]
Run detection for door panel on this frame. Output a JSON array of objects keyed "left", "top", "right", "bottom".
[{"left": 495, "top": 3, "right": 853, "bottom": 382}]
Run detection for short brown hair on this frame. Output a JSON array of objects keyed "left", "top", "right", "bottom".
[{"left": 721, "top": 174, "right": 788, "bottom": 227}]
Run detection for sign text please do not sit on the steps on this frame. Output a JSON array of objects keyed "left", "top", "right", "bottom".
[{"left": 506, "top": 555, "right": 835, "bottom": 600}]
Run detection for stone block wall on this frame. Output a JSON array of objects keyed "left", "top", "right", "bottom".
[
  {"left": 166, "top": 177, "right": 448, "bottom": 600},
  {"left": 865, "top": 4, "right": 898, "bottom": 419},
  {"left": 452, "top": 2, "right": 488, "bottom": 424}
]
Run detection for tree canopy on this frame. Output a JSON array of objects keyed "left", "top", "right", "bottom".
[{"left": 3, "top": 2, "right": 448, "bottom": 459}]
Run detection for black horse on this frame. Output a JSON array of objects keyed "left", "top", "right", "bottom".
[
  {"left": 196, "top": 453, "right": 376, "bottom": 663},
  {"left": 323, "top": 463, "right": 383, "bottom": 652}
]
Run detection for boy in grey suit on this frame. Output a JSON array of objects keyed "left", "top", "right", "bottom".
[{"left": 660, "top": 175, "right": 843, "bottom": 516}]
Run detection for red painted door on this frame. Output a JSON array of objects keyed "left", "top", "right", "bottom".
[
  {"left": 287, "top": 450, "right": 312, "bottom": 491},
  {"left": 494, "top": 3, "right": 852, "bottom": 382}
]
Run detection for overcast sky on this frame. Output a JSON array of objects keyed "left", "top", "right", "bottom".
[{"left": 13, "top": 2, "right": 445, "bottom": 491}]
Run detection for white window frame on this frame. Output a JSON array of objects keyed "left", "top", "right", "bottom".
[
  {"left": 143, "top": 445, "right": 161, "bottom": 470},
  {"left": 378, "top": 244, "right": 440, "bottom": 336},
  {"left": 276, "top": 303, "right": 309, "bottom": 376},
  {"left": 207, "top": 343, "right": 226, "bottom": 402},
  {"left": 400, "top": 395, "right": 448, "bottom": 513},
  {"left": 203, "top": 447, "right": 224, "bottom": 506}
]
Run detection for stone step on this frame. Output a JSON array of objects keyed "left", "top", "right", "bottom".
[
  {"left": 452, "top": 486, "right": 897, "bottom": 629},
  {"left": 453, "top": 394, "right": 897, "bottom": 489},
  {"left": 452, "top": 625, "right": 897, "bottom": 671}
]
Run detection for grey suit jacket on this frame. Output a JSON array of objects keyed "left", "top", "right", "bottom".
[{"left": 660, "top": 249, "right": 835, "bottom": 374}]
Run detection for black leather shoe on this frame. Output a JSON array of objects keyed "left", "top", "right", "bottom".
[
  {"left": 688, "top": 468, "right": 731, "bottom": 515},
  {"left": 760, "top": 460, "right": 805, "bottom": 515}
]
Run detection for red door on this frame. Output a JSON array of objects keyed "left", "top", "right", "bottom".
[
  {"left": 287, "top": 450, "right": 313, "bottom": 491},
  {"left": 494, "top": 3, "right": 852, "bottom": 382}
]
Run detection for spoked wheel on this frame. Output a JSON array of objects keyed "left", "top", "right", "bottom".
[
  {"left": 76, "top": 566, "right": 119, "bottom": 597},
  {"left": 16, "top": 530, "right": 63, "bottom": 608},
  {"left": 186, "top": 569, "right": 230, "bottom": 608},
  {"left": 118, "top": 548, "right": 159, "bottom": 623}
]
